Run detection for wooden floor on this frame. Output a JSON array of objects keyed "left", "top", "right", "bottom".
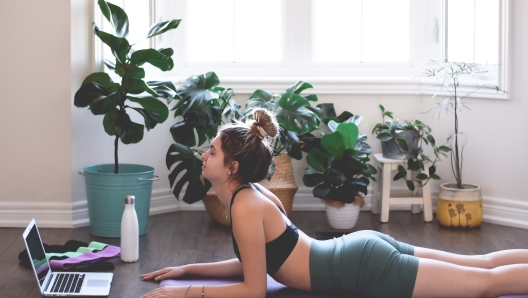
[{"left": 1, "top": 210, "right": 528, "bottom": 298}]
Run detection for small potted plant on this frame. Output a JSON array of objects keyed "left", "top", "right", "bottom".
[
  {"left": 372, "top": 105, "right": 450, "bottom": 192},
  {"left": 302, "top": 116, "right": 377, "bottom": 229},
  {"left": 416, "top": 60, "right": 506, "bottom": 228},
  {"left": 74, "top": 0, "right": 181, "bottom": 237}
]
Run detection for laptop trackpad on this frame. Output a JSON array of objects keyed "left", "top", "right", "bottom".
[{"left": 86, "top": 280, "right": 109, "bottom": 287}]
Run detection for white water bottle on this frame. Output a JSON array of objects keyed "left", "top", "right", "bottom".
[{"left": 121, "top": 195, "right": 139, "bottom": 262}]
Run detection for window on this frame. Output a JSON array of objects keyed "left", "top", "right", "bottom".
[
  {"left": 186, "top": 0, "right": 282, "bottom": 63},
  {"left": 95, "top": 0, "right": 510, "bottom": 97},
  {"left": 313, "top": 0, "right": 410, "bottom": 63},
  {"left": 446, "top": 0, "right": 499, "bottom": 65}
]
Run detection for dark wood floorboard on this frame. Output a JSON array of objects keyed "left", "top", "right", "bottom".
[{"left": 2, "top": 210, "right": 528, "bottom": 298}]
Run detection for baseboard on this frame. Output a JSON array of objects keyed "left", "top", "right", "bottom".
[{"left": 2, "top": 187, "right": 528, "bottom": 229}]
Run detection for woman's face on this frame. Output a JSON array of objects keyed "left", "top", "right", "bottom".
[{"left": 201, "top": 136, "right": 230, "bottom": 183}]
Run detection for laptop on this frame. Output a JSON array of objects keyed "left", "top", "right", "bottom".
[{"left": 22, "top": 218, "right": 113, "bottom": 296}]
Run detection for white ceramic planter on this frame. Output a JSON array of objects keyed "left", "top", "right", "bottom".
[{"left": 325, "top": 203, "right": 360, "bottom": 229}]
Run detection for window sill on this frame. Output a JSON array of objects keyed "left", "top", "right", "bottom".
[{"left": 148, "top": 75, "right": 509, "bottom": 99}]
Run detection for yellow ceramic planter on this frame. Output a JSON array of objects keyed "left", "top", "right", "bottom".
[{"left": 437, "top": 183, "right": 483, "bottom": 228}]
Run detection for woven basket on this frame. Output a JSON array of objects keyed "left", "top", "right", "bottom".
[
  {"left": 202, "top": 191, "right": 231, "bottom": 226},
  {"left": 202, "top": 154, "right": 299, "bottom": 226}
]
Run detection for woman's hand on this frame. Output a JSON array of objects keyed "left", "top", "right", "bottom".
[
  {"left": 141, "top": 285, "right": 188, "bottom": 298},
  {"left": 141, "top": 266, "right": 187, "bottom": 281}
]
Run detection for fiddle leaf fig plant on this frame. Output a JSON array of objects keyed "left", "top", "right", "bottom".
[
  {"left": 74, "top": 0, "right": 181, "bottom": 174},
  {"left": 166, "top": 72, "right": 243, "bottom": 204},
  {"left": 302, "top": 116, "right": 377, "bottom": 204},
  {"left": 245, "top": 81, "right": 322, "bottom": 162}
]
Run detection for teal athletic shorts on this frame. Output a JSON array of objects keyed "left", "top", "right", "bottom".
[{"left": 310, "top": 230, "right": 419, "bottom": 298}]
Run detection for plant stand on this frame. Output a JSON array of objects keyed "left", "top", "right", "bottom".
[{"left": 371, "top": 154, "right": 433, "bottom": 223}]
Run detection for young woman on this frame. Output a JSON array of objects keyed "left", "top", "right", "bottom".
[{"left": 141, "top": 108, "right": 528, "bottom": 298}]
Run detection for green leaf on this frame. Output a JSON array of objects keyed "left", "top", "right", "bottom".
[
  {"left": 147, "top": 19, "right": 181, "bottom": 39},
  {"left": 276, "top": 93, "right": 321, "bottom": 133},
  {"left": 74, "top": 81, "right": 111, "bottom": 108},
  {"left": 302, "top": 167, "right": 326, "bottom": 187},
  {"left": 105, "top": 110, "right": 144, "bottom": 144},
  {"left": 313, "top": 182, "right": 332, "bottom": 199},
  {"left": 128, "top": 95, "right": 169, "bottom": 123},
  {"left": 430, "top": 174, "right": 441, "bottom": 180},
  {"left": 176, "top": 72, "right": 221, "bottom": 116},
  {"left": 107, "top": 2, "right": 129, "bottom": 38},
  {"left": 286, "top": 81, "right": 313, "bottom": 94},
  {"left": 166, "top": 142, "right": 211, "bottom": 203},
  {"left": 130, "top": 48, "right": 174, "bottom": 71},
  {"left": 379, "top": 105, "right": 385, "bottom": 113},
  {"left": 104, "top": 58, "right": 116, "bottom": 70},
  {"left": 122, "top": 76, "right": 158, "bottom": 97},
  {"left": 327, "top": 168, "right": 346, "bottom": 186},
  {"left": 90, "top": 92, "right": 119, "bottom": 115},
  {"left": 416, "top": 173, "right": 428, "bottom": 180},
  {"left": 397, "top": 165, "right": 407, "bottom": 177},
  {"left": 336, "top": 122, "right": 359, "bottom": 150},
  {"left": 81, "top": 72, "right": 119, "bottom": 93},
  {"left": 393, "top": 172, "right": 403, "bottom": 181},
  {"left": 428, "top": 166, "right": 436, "bottom": 175},
  {"left": 115, "top": 63, "right": 145, "bottom": 79},
  {"left": 406, "top": 180, "right": 415, "bottom": 191},
  {"left": 103, "top": 108, "right": 119, "bottom": 136},
  {"left": 92, "top": 24, "right": 130, "bottom": 63},
  {"left": 130, "top": 107, "right": 158, "bottom": 131},
  {"left": 306, "top": 149, "right": 333, "bottom": 172},
  {"left": 321, "top": 132, "right": 345, "bottom": 159},
  {"left": 147, "top": 80, "right": 179, "bottom": 104},
  {"left": 408, "top": 158, "right": 414, "bottom": 169},
  {"left": 438, "top": 145, "right": 452, "bottom": 152},
  {"left": 317, "top": 103, "right": 336, "bottom": 119},
  {"left": 426, "top": 134, "right": 436, "bottom": 146},
  {"left": 376, "top": 131, "right": 393, "bottom": 141},
  {"left": 97, "top": 0, "right": 112, "bottom": 26},
  {"left": 395, "top": 137, "right": 409, "bottom": 151}
]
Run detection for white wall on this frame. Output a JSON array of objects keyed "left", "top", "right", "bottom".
[
  {"left": 0, "top": 0, "right": 527, "bottom": 228},
  {"left": 0, "top": 0, "right": 73, "bottom": 225}
]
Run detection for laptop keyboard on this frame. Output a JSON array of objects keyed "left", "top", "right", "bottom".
[{"left": 50, "top": 273, "right": 85, "bottom": 293}]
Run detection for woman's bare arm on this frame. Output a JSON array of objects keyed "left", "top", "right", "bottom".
[{"left": 184, "top": 258, "right": 243, "bottom": 277}]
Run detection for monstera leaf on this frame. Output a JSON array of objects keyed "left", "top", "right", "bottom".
[{"left": 166, "top": 143, "right": 211, "bottom": 204}]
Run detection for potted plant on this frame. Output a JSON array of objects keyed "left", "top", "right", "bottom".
[
  {"left": 74, "top": 0, "right": 181, "bottom": 237},
  {"left": 416, "top": 60, "right": 506, "bottom": 228},
  {"left": 302, "top": 116, "right": 377, "bottom": 229},
  {"left": 243, "top": 82, "right": 323, "bottom": 217},
  {"left": 165, "top": 72, "right": 242, "bottom": 226},
  {"left": 372, "top": 105, "right": 450, "bottom": 192}
]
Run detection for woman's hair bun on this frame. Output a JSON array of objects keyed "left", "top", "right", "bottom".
[{"left": 250, "top": 108, "right": 279, "bottom": 139}]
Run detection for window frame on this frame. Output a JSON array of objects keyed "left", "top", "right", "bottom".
[{"left": 94, "top": 0, "right": 510, "bottom": 99}]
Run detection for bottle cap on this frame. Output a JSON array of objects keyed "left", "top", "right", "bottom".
[{"left": 124, "top": 195, "right": 135, "bottom": 204}]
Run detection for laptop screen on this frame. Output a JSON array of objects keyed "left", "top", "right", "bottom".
[{"left": 24, "top": 223, "right": 50, "bottom": 287}]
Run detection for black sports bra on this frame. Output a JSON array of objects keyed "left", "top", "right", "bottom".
[{"left": 230, "top": 183, "right": 299, "bottom": 276}]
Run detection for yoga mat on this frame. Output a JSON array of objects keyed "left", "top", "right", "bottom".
[{"left": 160, "top": 275, "right": 351, "bottom": 297}]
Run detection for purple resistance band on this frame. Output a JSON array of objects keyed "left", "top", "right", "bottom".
[{"left": 48, "top": 245, "right": 120, "bottom": 270}]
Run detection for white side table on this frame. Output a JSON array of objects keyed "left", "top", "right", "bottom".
[{"left": 371, "top": 153, "right": 433, "bottom": 223}]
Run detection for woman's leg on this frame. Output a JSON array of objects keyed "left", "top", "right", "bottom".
[
  {"left": 412, "top": 257, "right": 528, "bottom": 298},
  {"left": 414, "top": 246, "right": 528, "bottom": 269}
]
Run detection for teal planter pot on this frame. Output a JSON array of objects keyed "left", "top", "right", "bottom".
[{"left": 80, "top": 164, "right": 159, "bottom": 237}]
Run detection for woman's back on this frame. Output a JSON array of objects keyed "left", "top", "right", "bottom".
[{"left": 230, "top": 183, "right": 313, "bottom": 291}]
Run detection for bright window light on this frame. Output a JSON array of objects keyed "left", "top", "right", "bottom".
[
  {"left": 447, "top": 0, "right": 499, "bottom": 65},
  {"left": 313, "top": 0, "right": 410, "bottom": 63},
  {"left": 187, "top": 0, "right": 282, "bottom": 63}
]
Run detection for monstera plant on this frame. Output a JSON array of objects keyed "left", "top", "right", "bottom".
[
  {"left": 74, "top": 0, "right": 181, "bottom": 173},
  {"left": 245, "top": 82, "right": 322, "bottom": 177},
  {"left": 166, "top": 72, "right": 242, "bottom": 204}
]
